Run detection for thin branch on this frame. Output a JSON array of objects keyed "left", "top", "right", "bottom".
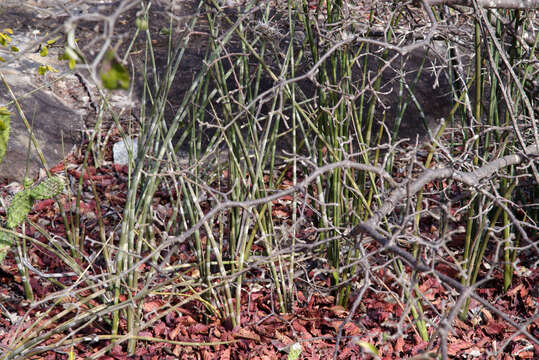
[{"left": 423, "top": 0, "right": 539, "bottom": 9}]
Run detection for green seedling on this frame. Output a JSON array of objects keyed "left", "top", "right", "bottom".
[
  {"left": 37, "top": 64, "right": 58, "bottom": 75},
  {"left": 0, "top": 29, "right": 12, "bottom": 47},
  {"left": 0, "top": 28, "right": 62, "bottom": 74},
  {"left": 36, "top": 36, "right": 62, "bottom": 74},
  {"left": 0, "top": 28, "right": 19, "bottom": 62},
  {"left": 287, "top": 343, "right": 302, "bottom": 360}
]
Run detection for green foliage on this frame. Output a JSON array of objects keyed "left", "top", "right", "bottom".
[
  {"left": 29, "top": 176, "right": 65, "bottom": 200},
  {"left": 0, "top": 28, "right": 16, "bottom": 62},
  {"left": 0, "top": 107, "right": 10, "bottom": 166},
  {"left": 37, "top": 64, "right": 58, "bottom": 75},
  {"left": 36, "top": 37, "right": 61, "bottom": 75},
  {"left": 0, "top": 176, "right": 64, "bottom": 263},
  {"left": 5, "top": 177, "right": 65, "bottom": 229},
  {"left": 287, "top": 343, "right": 302, "bottom": 360},
  {"left": 0, "top": 189, "right": 33, "bottom": 263},
  {"left": 59, "top": 50, "right": 79, "bottom": 70},
  {"left": 0, "top": 231, "right": 11, "bottom": 263},
  {"left": 0, "top": 28, "right": 60, "bottom": 74},
  {"left": 135, "top": 18, "right": 148, "bottom": 31},
  {"left": 0, "top": 28, "right": 12, "bottom": 47},
  {"left": 355, "top": 340, "right": 380, "bottom": 358},
  {"left": 100, "top": 50, "right": 130, "bottom": 90},
  {"left": 6, "top": 190, "right": 33, "bottom": 229},
  {"left": 39, "top": 45, "right": 49, "bottom": 57},
  {"left": 159, "top": 27, "right": 171, "bottom": 36}
]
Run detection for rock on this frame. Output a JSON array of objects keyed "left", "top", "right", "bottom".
[
  {"left": 130, "top": 3, "right": 454, "bottom": 156},
  {"left": 113, "top": 137, "right": 138, "bottom": 165},
  {"left": 0, "top": 1, "right": 457, "bottom": 180},
  {"left": 0, "top": 5, "right": 93, "bottom": 181},
  {"left": 0, "top": 71, "right": 83, "bottom": 181}
]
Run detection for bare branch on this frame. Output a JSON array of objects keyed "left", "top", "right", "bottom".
[{"left": 423, "top": 0, "right": 539, "bottom": 9}]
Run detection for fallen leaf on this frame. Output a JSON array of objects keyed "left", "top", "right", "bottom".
[
  {"left": 142, "top": 300, "right": 163, "bottom": 312},
  {"left": 234, "top": 327, "right": 261, "bottom": 342},
  {"left": 447, "top": 340, "right": 472, "bottom": 355}
]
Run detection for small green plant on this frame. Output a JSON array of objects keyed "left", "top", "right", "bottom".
[
  {"left": 287, "top": 342, "right": 302, "bottom": 360},
  {"left": 1, "top": 27, "right": 78, "bottom": 75},
  {"left": 36, "top": 36, "right": 61, "bottom": 75},
  {"left": 0, "top": 176, "right": 65, "bottom": 262},
  {"left": 1, "top": 27, "right": 61, "bottom": 75},
  {"left": 0, "top": 28, "right": 19, "bottom": 62}
]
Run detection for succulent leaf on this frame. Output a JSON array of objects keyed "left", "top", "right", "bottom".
[
  {"left": 0, "top": 231, "right": 12, "bottom": 263},
  {"left": 29, "top": 176, "right": 64, "bottom": 200},
  {"left": 6, "top": 190, "right": 33, "bottom": 229}
]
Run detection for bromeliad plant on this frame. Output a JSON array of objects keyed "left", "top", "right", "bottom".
[
  {"left": 0, "top": 96, "right": 65, "bottom": 258},
  {"left": 0, "top": 175, "right": 65, "bottom": 301},
  {"left": 0, "top": 28, "right": 70, "bottom": 264},
  {"left": 0, "top": 176, "right": 65, "bottom": 262},
  {"left": 0, "top": 107, "right": 65, "bottom": 299}
]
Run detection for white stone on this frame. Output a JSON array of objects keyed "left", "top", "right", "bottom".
[{"left": 113, "top": 137, "right": 138, "bottom": 165}]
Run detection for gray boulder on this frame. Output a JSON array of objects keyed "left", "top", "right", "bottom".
[
  {"left": 0, "top": 71, "right": 83, "bottom": 182},
  {"left": 0, "top": 4, "right": 87, "bottom": 182}
]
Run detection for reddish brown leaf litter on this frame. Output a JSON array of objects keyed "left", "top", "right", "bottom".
[{"left": 0, "top": 131, "right": 537, "bottom": 359}]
